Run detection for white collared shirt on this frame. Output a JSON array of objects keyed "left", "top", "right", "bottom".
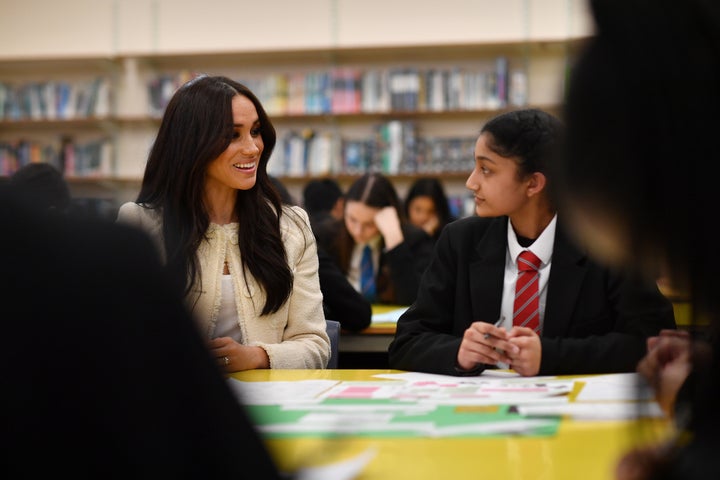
[{"left": 499, "top": 214, "right": 557, "bottom": 334}]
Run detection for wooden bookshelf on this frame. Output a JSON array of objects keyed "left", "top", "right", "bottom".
[{"left": 0, "top": 0, "right": 592, "bottom": 211}]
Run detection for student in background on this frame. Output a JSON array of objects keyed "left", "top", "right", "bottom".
[
  {"left": 388, "top": 108, "right": 675, "bottom": 377},
  {"left": 302, "top": 177, "right": 346, "bottom": 250},
  {"left": 0, "top": 184, "right": 283, "bottom": 478},
  {"left": 303, "top": 177, "right": 345, "bottom": 222},
  {"left": 9, "top": 162, "right": 71, "bottom": 214},
  {"left": 557, "top": 0, "right": 719, "bottom": 478},
  {"left": 320, "top": 172, "right": 434, "bottom": 306},
  {"left": 278, "top": 177, "right": 371, "bottom": 332},
  {"left": 117, "top": 75, "right": 330, "bottom": 371},
  {"left": 404, "top": 177, "right": 457, "bottom": 243}
]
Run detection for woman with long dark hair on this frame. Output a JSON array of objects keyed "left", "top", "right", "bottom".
[{"left": 117, "top": 75, "right": 330, "bottom": 371}]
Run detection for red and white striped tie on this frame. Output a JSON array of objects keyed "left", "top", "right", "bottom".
[{"left": 513, "top": 250, "right": 542, "bottom": 334}]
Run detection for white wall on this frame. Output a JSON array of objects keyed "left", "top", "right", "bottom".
[{"left": 0, "top": 0, "right": 593, "bottom": 58}]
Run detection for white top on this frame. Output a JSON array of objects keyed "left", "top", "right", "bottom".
[
  {"left": 213, "top": 275, "right": 242, "bottom": 342},
  {"left": 347, "top": 235, "right": 382, "bottom": 293}
]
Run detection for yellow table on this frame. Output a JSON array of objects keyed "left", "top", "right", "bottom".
[{"left": 232, "top": 369, "right": 673, "bottom": 480}]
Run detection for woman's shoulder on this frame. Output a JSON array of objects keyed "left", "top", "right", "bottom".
[
  {"left": 279, "top": 204, "right": 314, "bottom": 238},
  {"left": 279, "top": 204, "right": 311, "bottom": 227}
]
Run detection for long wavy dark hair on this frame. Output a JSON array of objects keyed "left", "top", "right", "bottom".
[{"left": 136, "top": 75, "right": 292, "bottom": 315}]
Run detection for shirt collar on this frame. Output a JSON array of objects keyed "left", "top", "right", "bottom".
[{"left": 507, "top": 214, "right": 557, "bottom": 267}]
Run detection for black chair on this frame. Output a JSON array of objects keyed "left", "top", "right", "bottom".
[{"left": 325, "top": 319, "right": 340, "bottom": 368}]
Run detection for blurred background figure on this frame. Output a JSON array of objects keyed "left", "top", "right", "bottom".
[
  {"left": 302, "top": 178, "right": 346, "bottom": 249},
  {"left": 280, "top": 177, "right": 372, "bottom": 333},
  {"left": 556, "top": 0, "right": 720, "bottom": 478},
  {"left": 9, "top": 162, "right": 71, "bottom": 214},
  {"left": 303, "top": 177, "right": 345, "bottom": 222},
  {"left": 319, "top": 172, "right": 434, "bottom": 306},
  {"left": 404, "top": 177, "right": 457, "bottom": 243},
  {"left": 9, "top": 162, "right": 118, "bottom": 219}
]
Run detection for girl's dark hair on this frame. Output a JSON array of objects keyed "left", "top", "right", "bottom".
[
  {"left": 334, "top": 173, "right": 404, "bottom": 274},
  {"left": 136, "top": 75, "right": 293, "bottom": 315},
  {"left": 404, "top": 177, "right": 454, "bottom": 233},
  {"left": 480, "top": 108, "right": 564, "bottom": 181}
]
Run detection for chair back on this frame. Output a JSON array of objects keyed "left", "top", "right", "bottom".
[{"left": 325, "top": 319, "right": 340, "bottom": 368}]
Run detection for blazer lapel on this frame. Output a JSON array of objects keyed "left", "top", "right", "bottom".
[
  {"left": 468, "top": 217, "right": 507, "bottom": 325},
  {"left": 543, "top": 224, "right": 588, "bottom": 337}
]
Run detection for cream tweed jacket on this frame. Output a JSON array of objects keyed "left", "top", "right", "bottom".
[{"left": 116, "top": 202, "right": 330, "bottom": 369}]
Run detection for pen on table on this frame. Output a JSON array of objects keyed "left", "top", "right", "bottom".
[{"left": 483, "top": 317, "right": 505, "bottom": 340}]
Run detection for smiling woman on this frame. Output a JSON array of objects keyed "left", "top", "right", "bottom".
[
  {"left": 205, "top": 94, "right": 264, "bottom": 197},
  {"left": 116, "top": 75, "right": 331, "bottom": 372}
]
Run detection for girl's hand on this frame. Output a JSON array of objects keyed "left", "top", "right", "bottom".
[{"left": 374, "top": 207, "right": 404, "bottom": 249}]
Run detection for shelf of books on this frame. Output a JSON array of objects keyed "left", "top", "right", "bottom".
[{"left": 0, "top": 40, "right": 576, "bottom": 214}]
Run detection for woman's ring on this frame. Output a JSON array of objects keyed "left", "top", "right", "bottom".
[{"left": 223, "top": 356, "right": 229, "bottom": 366}]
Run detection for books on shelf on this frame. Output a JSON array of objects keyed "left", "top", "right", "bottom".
[
  {"left": 269, "top": 121, "right": 475, "bottom": 178},
  {"left": 0, "top": 78, "right": 112, "bottom": 121},
  {"left": 139, "top": 56, "right": 526, "bottom": 119},
  {"left": 0, "top": 137, "right": 113, "bottom": 177}
]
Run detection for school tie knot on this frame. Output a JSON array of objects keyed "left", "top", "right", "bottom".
[
  {"left": 513, "top": 250, "right": 542, "bottom": 334},
  {"left": 517, "top": 250, "right": 541, "bottom": 273}
]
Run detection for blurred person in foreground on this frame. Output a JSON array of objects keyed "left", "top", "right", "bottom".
[
  {"left": 556, "top": 0, "right": 720, "bottom": 478},
  {"left": 0, "top": 184, "right": 282, "bottom": 478}
]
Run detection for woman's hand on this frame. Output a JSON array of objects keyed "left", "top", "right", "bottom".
[{"left": 207, "top": 336, "right": 270, "bottom": 372}]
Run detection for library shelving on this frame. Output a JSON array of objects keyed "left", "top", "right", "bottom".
[{"left": 0, "top": 39, "right": 585, "bottom": 210}]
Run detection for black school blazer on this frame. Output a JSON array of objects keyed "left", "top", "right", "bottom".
[{"left": 388, "top": 215, "right": 676, "bottom": 376}]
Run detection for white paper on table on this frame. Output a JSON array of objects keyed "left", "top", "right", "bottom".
[
  {"left": 365, "top": 373, "right": 576, "bottom": 405},
  {"left": 517, "top": 400, "right": 664, "bottom": 420},
  {"left": 573, "top": 372, "right": 655, "bottom": 402},
  {"left": 260, "top": 418, "right": 556, "bottom": 437},
  {"left": 227, "top": 378, "right": 338, "bottom": 405},
  {"left": 374, "top": 371, "right": 557, "bottom": 384},
  {"left": 370, "top": 306, "right": 408, "bottom": 324}
]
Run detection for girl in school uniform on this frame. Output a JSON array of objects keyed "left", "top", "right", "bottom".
[
  {"left": 318, "top": 172, "right": 434, "bottom": 306},
  {"left": 389, "top": 108, "right": 676, "bottom": 377}
]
